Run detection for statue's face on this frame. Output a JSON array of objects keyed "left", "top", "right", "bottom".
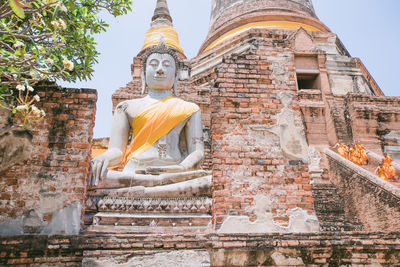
[{"left": 145, "top": 53, "right": 176, "bottom": 90}]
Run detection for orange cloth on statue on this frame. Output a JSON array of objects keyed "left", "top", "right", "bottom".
[{"left": 121, "top": 96, "right": 199, "bottom": 165}]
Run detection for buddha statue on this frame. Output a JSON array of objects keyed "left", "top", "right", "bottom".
[{"left": 88, "top": 39, "right": 211, "bottom": 198}]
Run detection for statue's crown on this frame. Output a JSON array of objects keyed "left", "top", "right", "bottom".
[{"left": 141, "top": 37, "right": 182, "bottom": 69}]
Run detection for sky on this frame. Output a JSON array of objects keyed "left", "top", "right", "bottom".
[{"left": 60, "top": 0, "right": 400, "bottom": 138}]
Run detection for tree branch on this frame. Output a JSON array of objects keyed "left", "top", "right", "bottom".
[
  {"left": 0, "top": 2, "right": 9, "bottom": 14},
  {"left": 0, "top": 40, "right": 16, "bottom": 52},
  {"left": 0, "top": 30, "right": 53, "bottom": 39}
]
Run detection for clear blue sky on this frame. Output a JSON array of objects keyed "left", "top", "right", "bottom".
[{"left": 60, "top": 0, "right": 400, "bottom": 138}]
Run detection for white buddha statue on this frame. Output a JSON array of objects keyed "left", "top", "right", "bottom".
[{"left": 89, "top": 40, "right": 211, "bottom": 198}]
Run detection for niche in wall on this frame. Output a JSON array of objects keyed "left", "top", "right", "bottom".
[{"left": 295, "top": 55, "right": 321, "bottom": 90}]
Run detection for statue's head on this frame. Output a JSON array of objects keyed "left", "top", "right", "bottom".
[
  {"left": 277, "top": 91, "right": 294, "bottom": 108},
  {"left": 141, "top": 38, "right": 182, "bottom": 95},
  {"left": 145, "top": 53, "right": 176, "bottom": 91}
]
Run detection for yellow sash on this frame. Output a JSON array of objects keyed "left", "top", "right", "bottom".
[{"left": 122, "top": 96, "right": 199, "bottom": 165}]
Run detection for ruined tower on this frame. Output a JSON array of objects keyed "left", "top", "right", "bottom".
[{"left": 201, "top": 0, "right": 329, "bottom": 53}]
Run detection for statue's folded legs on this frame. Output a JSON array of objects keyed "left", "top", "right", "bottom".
[{"left": 94, "top": 173, "right": 212, "bottom": 198}]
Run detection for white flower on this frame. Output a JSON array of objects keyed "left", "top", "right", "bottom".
[
  {"left": 31, "top": 106, "right": 43, "bottom": 117},
  {"left": 16, "top": 85, "right": 25, "bottom": 91},
  {"left": 63, "top": 58, "right": 74, "bottom": 71},
  {"left": 45, "top": 58, "right": 54, "bottom": 65},
  {"left": 36, "top": 45, "right": 46, "bottom": 53},
  {"left": 27, "top": 86, "right": 34, "bottom": 92},
  {"left": 40, "top": 110, "right": 46, "bottom": 117},
  {"left": 29, "top": 70, "right": 40, "bottom": 80},
  {"left": 16, "top": 105, "right": 28, "bottom": 111},
  {"left": 58, "top": 19, "right": 67, "bottom": 30},
  {"left": 33, "top": 95, "right": 40, "bottom": 102},
  {"left": 37, "top": 67, "right": 49, "bottom": 74},
  {"left": 13, "top": 41, "right": 25, "bottom": 49},
  {"left": 51, "top": 20, "right": 60, "bottom": 29},
  {"left": 60, "top": 4, "right": 67, "bottom": 12}
]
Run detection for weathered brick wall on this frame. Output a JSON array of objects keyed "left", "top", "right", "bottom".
[
  {"left": 345, "top": 94, "right": 400, "bottom": 153},
  {"left": 298, "top": 90, "right": 331, "bottom": 166},
  {"left": 209, "top": 232, "right": 400, "bottom": 266},
  {"left": 0, "top": 85, "right": 97, "bottom": 235},
  {"left": 327, "top": 97, "right": 353, "bottom": 145},
  {"left": 2, "top": 233, "right": 400, "bottom": 266},
  {"left": 326, "top": 149, "right": 400, "bottom": 232},
  {"left": 210, "top": 36, "right": 316, "bottom": 229},
  {"left": 312, "top": 183, "right": 363, "bottom": 232}
]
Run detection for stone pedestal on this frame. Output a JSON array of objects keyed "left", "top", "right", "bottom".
[{"left": 86, "top": 196, "right": 212, "bottom": 233}]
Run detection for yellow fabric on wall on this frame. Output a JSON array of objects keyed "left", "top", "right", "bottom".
[{"left": 122, "top": 96, "right": 199, "bottom": 165}]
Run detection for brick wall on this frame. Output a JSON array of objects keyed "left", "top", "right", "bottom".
[
  {"left": 345, "top": 94, "right": 400, "bottom": 153},
  {"left": 0, "top": 85, "right": 97, "bottom": 235},
  {"left": 209, "top": 232, "right": 400, "bottom": 266},
  {"left": 1, "top": 233, "right": 400, "bottom": 266},
  {"left": 312, "top": 183, "right": 363, "bottom": 232},
  {"left": 210, "top": 37, "right": 316, "bottom": 229}
]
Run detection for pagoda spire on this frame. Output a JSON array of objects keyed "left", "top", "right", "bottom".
[
  {"left": 141, "top": 0, "right": 184, "bottom": 55},
  {"left": 151, "top": 0, "right": 173, "bottom": 26}
]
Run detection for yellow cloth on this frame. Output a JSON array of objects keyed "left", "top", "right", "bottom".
[
  {"left": 122, "top": 96, "right": 199, "bottom": 165},
  {"left": 142, "top": 26, "right": 184, "bottom": 54}
]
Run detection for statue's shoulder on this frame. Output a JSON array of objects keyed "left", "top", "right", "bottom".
[
  {"left": 174, "top": 98, "right": 200, "bottom": 113},
  {"left": 116, "top": 97, "right": 144, "bottom": 111},
  {"left": 115, "top": 98, "right": 146, "bottom": 117}
]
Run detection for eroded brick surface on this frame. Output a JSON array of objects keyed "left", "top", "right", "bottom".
[
  {"left": 0, "top": 85, "right": 97, "bottom": 234},
  {"left": 209, "top": 38, "right": 316, "bottom": 229},
  {"left": 1, "top": 233, "right": 400, "bottom": 266}
]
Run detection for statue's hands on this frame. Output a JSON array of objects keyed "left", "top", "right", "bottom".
[
  {"left": 89, "top": 157, "right": 109, "bottom": 186},
  {"left": 145, "top": 164, "right": 185, "bottom": 175}
]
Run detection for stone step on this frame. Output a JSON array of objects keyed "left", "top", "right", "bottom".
[
  {"left": 86, "top": 196, "right": 212, "bottom": 214},
  {"left": 93, "top": 212, "right": 212, "bottom": 227}
]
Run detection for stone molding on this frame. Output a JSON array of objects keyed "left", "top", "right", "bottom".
[{"left": 86, "top": 196, "right": 212, "bottom": 214}]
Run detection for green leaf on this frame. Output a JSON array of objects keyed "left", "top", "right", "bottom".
[
  {"left": 53, "top": 5, "right": 60, "bottom": 18},
  {"left": 8, "top": 0, "right": 25, "bottom": 19}
]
